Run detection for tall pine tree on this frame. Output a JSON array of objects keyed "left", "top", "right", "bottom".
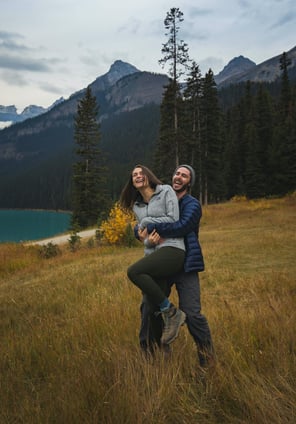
[
  {"left": 244, "top": 121, "right": 266, "bottom": 198},
  {"left": 153, "top": 79, "right": 181, "bottom": 182},
  {"left": 71, "top": 86, "right": 108, "bottom": 229},
  {"left": 157, "top": 7, "right": 190, "bottom": 168},
  {"left": 200, "top": 69, "right": 223, "bottom": 204},
  {"left": 272, "top": 51, "right": 296, "bottom": 194},
  {"left": 182, "top": 61, "right": 203, "bottom": 197}
]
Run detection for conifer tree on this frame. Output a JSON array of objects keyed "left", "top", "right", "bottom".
[
  {"left": 71, "top": 86, "right": 108, "bottom": 229},
  {"left": 200, "top": 69, "right": 223, "bottom": 204},
  {"left": 245, "top": 121, "right": 266, "bottom": 198},
  {"left": 228, "top": 81, "right": 254, "bottom": 196},
  {"left": 279, "top": 51, "right": 292, "bottom": 118},
  {"left": 242, "top": 85, "right": 275, "bottom": 198},
  {"left": 223, "top": 107, "right": 242, "bottom": 198},
  {"left": 254, "top": 85, "right": 274, "bottom": 196},
  {"left": 153, "top": 79, "right": 181, "bottom": 182},
  {"left": 271, "top": 52, "right": 296, "bottom": 194},
  {"left": 157, "top": 7, "right": 190, "bottom": 167},
  {"left": 182, "top": 61, "right": 203, "bottom": 197}
]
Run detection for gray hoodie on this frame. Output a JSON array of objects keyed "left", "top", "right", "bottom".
[{"left": 133, "top": 184, "right": 185, "bottom": 255}]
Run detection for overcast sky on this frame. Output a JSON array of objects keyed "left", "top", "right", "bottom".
[{"left": 0, "top": 0, "right": 295, "bottom": 111}]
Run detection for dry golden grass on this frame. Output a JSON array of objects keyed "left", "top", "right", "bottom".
[{"left": 0, "top": 196, "right": 295, "bottom": 423}]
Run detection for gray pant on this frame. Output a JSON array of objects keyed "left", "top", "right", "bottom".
[{"left": 139, "top": 271, "right": 214, "bottom": 365}]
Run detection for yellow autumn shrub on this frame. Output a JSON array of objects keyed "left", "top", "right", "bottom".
[{"left": 99, "top": 202, "right": 136, "bottom": 245}]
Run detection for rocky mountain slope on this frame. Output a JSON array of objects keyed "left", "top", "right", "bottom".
[
  {"left": 214, "top": 56, "right": 256, "bottom": 85},
  {"left": 216, "top": 45, "right": 296, "bottom": 87},
  {"left": 0, "top": 98, "right": 65, "bottom": 125},
  {"left": 0, "top": 60, "right": 139, "bottom": 126}
]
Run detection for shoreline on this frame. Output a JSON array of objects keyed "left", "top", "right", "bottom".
[
  {"left": 25, "top": 229, "right": 97, "bottom": 246},
  {"left": 0, "top": 208, "right": 72, "bottom": 214}
]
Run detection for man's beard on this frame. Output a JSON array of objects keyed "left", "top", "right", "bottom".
[{"left": 173, "top": 182, "right": 190, "bottom": 193}]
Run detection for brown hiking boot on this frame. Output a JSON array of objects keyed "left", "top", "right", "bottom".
[{"left": 161, "top": 305, "right": 186, "bottom": 345}]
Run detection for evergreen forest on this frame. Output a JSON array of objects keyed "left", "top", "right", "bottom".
[
  {"left": 152, "top": 9, "right": 295, "bottom": 205},
  {"left": 0, "top": 7, "right": 295, "bottom": 213},
  {"left": 0, "top": 71, "right": 295, "bottom": 212},
  {"left": 153, "top": 61, "right": 296, "bottom": 204}
]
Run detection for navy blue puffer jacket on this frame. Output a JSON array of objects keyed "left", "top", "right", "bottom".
[{"left": 146, "top": 193, "right": 205, "bottom": 272}]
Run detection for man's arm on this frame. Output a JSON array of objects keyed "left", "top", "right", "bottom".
[{"left": 146, "top": 196, "right": 201, "bottom": 238}]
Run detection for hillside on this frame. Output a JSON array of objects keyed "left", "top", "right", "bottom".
[
  {"left": 217, "top": 45, "right": 296, "bottom": 87},
  {"left": 1, "top": 196, "right": 295, "bottom": 422},
  {"left": 0, "top": 64, "right": 167, "bottom": 209},
  {"left": 0, "top": 47, "right": 295, "bottom": 210}
]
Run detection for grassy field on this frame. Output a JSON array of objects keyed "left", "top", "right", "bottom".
[{"left": 0, "top": 196, "right": 295, "bottom": 423}]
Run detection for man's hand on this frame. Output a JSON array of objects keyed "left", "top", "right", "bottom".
[
  {"left": 147, "top": 229, "right": 161, "bottom": 246},
  {"left": 138, "top": 228, "right": 163, "bottom": 246}
]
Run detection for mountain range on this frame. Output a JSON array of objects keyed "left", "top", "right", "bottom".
[
  {"left": 0, "top": 46, "right": 295, "bottom": 210},
  {"left": 1, "top": 46, "right": 295, "bottom": 126},
  {"left": 0, "top": 98, "right": 65, "bottom": 126},
  {"left": 215, "top": 46, "right": 296, "bottom": 86}
]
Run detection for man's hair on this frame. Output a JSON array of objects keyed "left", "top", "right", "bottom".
[{"left": 174, "top": 164, "right": 196, "bottom": 188}]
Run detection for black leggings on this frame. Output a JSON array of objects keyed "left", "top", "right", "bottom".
[{"left": 127, "top": 247, "right": 185, "bottom": 307}]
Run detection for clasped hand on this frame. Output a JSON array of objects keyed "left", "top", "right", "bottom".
[{"left": 138, "top": 228, "right": 162, "bottom": 246}]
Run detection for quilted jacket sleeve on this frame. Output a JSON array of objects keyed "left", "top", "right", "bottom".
[{"left": 146, "top": 195, "right": 201, "bottom": 237}]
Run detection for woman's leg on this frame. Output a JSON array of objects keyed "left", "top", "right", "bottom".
[
  {"left": 127, "top": 247, "right": 185, "bottom": 306},
  {"left": 128, "top": 247, "right": 186, "bottom": 345}
]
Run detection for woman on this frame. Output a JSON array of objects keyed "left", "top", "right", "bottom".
[{"left": 120, "top": 164, "right": 186, "bottom": 346}]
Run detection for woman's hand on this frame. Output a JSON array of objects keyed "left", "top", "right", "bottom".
[{"left": 138, "top": 227, "right": 148, "bottom": 242}]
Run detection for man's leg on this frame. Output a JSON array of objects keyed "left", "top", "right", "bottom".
[
  {"left": 139, "top": 294, "right": 162, "bottom": 355},
  {"left": 174, "top": 271, "right": 215, "bottom": 367},
  {"left": 139, "top": 282, "right": 172, "bottom": 356}
]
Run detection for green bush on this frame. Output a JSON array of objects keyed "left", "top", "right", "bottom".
[
  {"left": 38, "top": 242, "right": 61, "bottom": 259},
  {"left": 123, "top": 223, "right": 139, "bottom": 247},
  {"left": 68, "top": 232, "right": 81, "bottom": 252}
]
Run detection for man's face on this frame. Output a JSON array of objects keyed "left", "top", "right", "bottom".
[{"left": 172, "top": 167, "right": 191, "bottom": 194}]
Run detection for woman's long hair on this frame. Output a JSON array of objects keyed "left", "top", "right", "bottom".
[{"left": 119, "top": 164, "right": 162, "bottom": 210}]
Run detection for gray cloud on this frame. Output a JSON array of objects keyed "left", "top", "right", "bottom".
[
  {"left": 181, "top": 26, "right": 208, "bottom": 43},
  {"left": 269, "top": 11, "right": 296, "bottom": 29},
  {"left": 117, "top": 16, "right": 164, "bottom": 39},
  {"left": 186, "top": 6, "right": 212, "bottom": 19},
  {"left": 199, "top": 56, "right": 225, "bottom": 74},
  {"left": 80, "top": 54, "right": 98, "bottom": 67},
  {"left": 0, "top": 30, "right": 23, "bottom": 41},
  {"left": 0, "top": 69, "right": 27, "bottom": 86},
  {"left": 118, "top": 17, "right": 141, "bottom": 35},
  {"left": 0, "top": 31, "right": 31, "bottom": 52},
  {"left": 0, "top": 40, "right": 32, "bottom": 52},
  {"left": 0, "top": 31, "right": 63, "bottom": 74},
  {"left": 149, "top": 18, "right": 164, "bottom": 37},
  {"left": 38, "top": 81, "right": 64, "bottom": 95},
  {"left": 0, "top": 54, "right": 51, "bottom": 72},
  {"left": 237, "top": 0, "right": 251, "bottom": 9},
  {"left": 177, "top": 7, "right": 211, "bottom": 42}
]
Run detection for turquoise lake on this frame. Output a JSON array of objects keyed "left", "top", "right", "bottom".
[{"left": 0, "top": 210, "right": 72, "bottom": 243}]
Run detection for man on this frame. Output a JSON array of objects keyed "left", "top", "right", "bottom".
[{"left": 138, "top": 165, "right": 215, "bottom": 368}]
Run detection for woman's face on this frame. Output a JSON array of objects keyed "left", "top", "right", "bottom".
[{"left": 132, "top": 167, "right": 148, "bottom": 190}]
